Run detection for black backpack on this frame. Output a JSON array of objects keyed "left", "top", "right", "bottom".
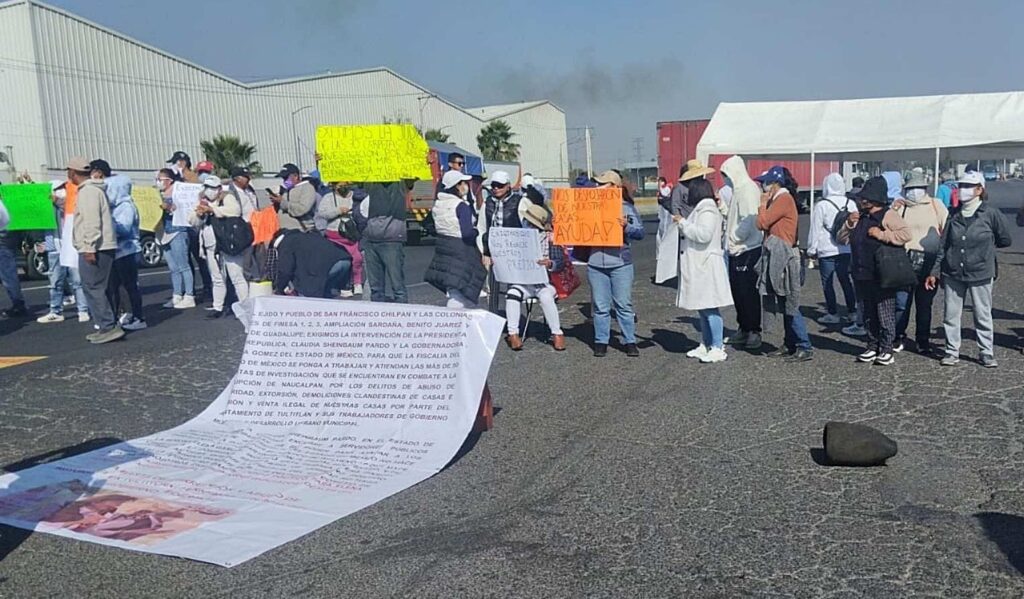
[
  {"left": 824, "top": 199, "right": 851, "bottom": 243},
  {"left": 212, "top": 215, "right": 254, "bottom": 256},
  {"left": 337, "top": 215, "right": 361, "bottom": 242}
]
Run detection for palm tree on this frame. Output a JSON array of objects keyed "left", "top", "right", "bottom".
[
  {"left": 423, "top": 128, "right": 450, "bottom": 143},
  {"left": 199, "top": 135, "right": 262, "bottom": 178},
  {"left": 477, "top": 120, "right": 520, "bottom": 161}
]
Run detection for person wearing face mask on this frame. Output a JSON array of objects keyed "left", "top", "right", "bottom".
[
  {"left": 35, "top": 181, "right": 90, "bottom": 324},
  {"left": 755, "top": 166, "right": 812, "bottom": 362},
  {"left": 269, "top": 163, "right": 318, "bottom": 232},
  {"left": 890, "top": 171, "right": 948, "bottom": 354},
  {"left": 156, "top": 168, "right": 196, "bottom": 309},
  {"left": 318, "top": 182, "right": 365, "bottom": 298},
  {"left": 166, "top": 151, "right": 198, "bottom": 184},
  {"left": 190, "top": 177, "right": 250, "bottom": 318},
  {"left": 721, "top": 156, "right": 764, "bottom": 350},
  {"left": 926, "top": 171, "right": 1012, "bottom": 368},
  {"left": 424, "top": 170, "right": 487, "bottom": 309}
]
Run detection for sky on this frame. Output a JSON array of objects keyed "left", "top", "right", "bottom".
[{"left": 45, "top": 0, "right": 1024, "bottom": 171}]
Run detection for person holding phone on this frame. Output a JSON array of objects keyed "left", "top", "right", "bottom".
[
  {"left": 156, "top": 168, "right": 196, "bottom": 309},
  {"left": 269, "top": 163, "right": 317, "bottom": 231}
]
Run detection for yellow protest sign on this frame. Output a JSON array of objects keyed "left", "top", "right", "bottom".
[
  {"left": 551, "top": 188, "right": 624, "bottom": 247},
  {"left": 316, "top": 124, "right": 432, "bottom": 183},
  {"left": 131, "top": 186, "right": 165, "bottom": 232}
]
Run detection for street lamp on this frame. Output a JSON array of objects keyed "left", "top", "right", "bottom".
[{"left": 291, "top": 105, "right": 313, "bottom": 171}]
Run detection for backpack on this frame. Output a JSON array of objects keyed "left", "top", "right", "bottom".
[
  {"left": 823, "top": 198, "right": 851, "bottom": 244},
  {"left": 212, "top": 215, "right": 254, "bottom": 256}
]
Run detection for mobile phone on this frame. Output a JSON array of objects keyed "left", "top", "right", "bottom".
[{"left": 265, "top": 187, "right": 276, "bottom": 195}]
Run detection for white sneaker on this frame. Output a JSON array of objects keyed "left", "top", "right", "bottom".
[
  {"left": 78, "top": 312, "right": 91, "bottom": 323},
  {"left": 818, "top": 314, "right": 842, "bottom": 325},
  {"left": 175, "top": 295, "right": 196, "bottom": 309},
  {"left": 163, "top": 295, "right": 182, "bottom": 309},
  {"left": 479, "top": 289, "right": 489, "bottom": 298},
  {"left": 122, "top": 318, "right": 148, "bottom": 331},
  {"left": 686, "top": 345, "right": 709, "bottom": 359},
  {"left": 700, "top": 347, "right": 728, "bottom": 363},
  {"left": 338, "top": 290, "right": 355, "bottom": 298},
  {"left": 63, "top": 296, "right": 76, "bottom": 307},
  {"left": 118, "top": 312, "right": 133, "bottom": 325},
  {"left": 37, "top": 312, "right": 64, "bottom": 324},
  {"left": 842, "top": 324, "right": 867, "bottom": 337},
  {"left": 353, "top": 284, "right": 363, "bottom": 295}
]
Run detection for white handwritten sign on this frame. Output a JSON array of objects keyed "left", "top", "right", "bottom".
[
  {"left": 489, "top": 227, "right": 548, "bottom": 285},
  {"left": 171, "top": 183, "right": 203, "bottom": 228}
]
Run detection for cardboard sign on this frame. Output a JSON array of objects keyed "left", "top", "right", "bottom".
[
  {"left": 0, "top": 184, "right": 57, "bottom": 231},
  {"left": 316, "top": 124, "right": 432, "bottom": 183},
  {"left": 131, "top": 186, "right": 165, "bottom": 232},
  {"left": 488, "top": 227, "right": 548, "bottom": 285},
  {"left": 551, "top": 188, "right": 623, "bottom": 247}
]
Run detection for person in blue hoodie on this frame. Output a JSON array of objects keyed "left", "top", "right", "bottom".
[{"left": 104, "top": 175, "right": 146, "bottom": 331}]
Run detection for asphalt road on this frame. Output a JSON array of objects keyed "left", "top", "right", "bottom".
[{"left": 2, "top": 183, "right": 1024, "bottom": 597}]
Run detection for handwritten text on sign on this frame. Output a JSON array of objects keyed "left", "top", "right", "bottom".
[
  {"left": 0, "top": 184, "right": 57, "bottom": 231},
  {"left": 488, "top": 227, "right": 548, "bottom": 285},
  {"left": 551, "top": 188, "right": 623, "bottom": 247},
  {"left": 316, "top": 124, "right": 432, "bottom": 183},
  {"left": 171, "top": 183, "right": 203, "bottom": 228}
]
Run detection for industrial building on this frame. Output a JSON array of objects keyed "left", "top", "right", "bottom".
[{"left": 0, "top": 0, "right": 567, "bottom": 183}]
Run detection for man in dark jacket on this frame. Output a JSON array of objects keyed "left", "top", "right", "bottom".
[
  {"left": 481, "top": 171, "right": 526, "bottom": 258},
  {"left": 358, "top": 182, "right": 408, "bottom": 303},
  {"left": 0, "top": 201, "right": 27, "bottom": 318},
  {"left": 271, "top": 229, "right": 351, "bottom": 298}
]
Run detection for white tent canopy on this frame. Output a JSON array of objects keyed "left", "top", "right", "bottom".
[{"left": 696, "top": 91, "right": 1024, "bottom": 164}]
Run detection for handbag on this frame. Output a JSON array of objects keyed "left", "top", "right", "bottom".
[
  {"left": 874, "top": 243, "right": 917, "bottom": 289},
  {"left": 549, "top": 248, "right": 581, "bottom": 300}
]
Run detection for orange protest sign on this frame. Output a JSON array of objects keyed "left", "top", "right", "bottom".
[
  {"left": 250, "top": 205, "right": 280, "bottom": 245},
  {"left": 551, "top": 188, "right": 623, "bottom": 247}
]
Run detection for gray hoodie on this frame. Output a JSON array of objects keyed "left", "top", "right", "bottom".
[
  {"left": 721, "top": 156, "right": 763, "bottom": 256},
  {"left": 73, "top": 178, "right": 117, "bottom": 253}
]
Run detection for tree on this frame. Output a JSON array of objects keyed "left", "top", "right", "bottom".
[
  {"left": 199, "top": 135, "right": 262, "bottom": 178},
  {"left": 423, "top": 128, "right": 450, "bottom": 143},
  {"left": 477, "top": 120, "right": 520, "bottom": 161}
]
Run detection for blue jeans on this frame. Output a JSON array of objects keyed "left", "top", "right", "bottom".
[
  {"left": 763, "top": 293, "right": 812, "bottom": 351},
  {"left": 588, "top": 264, "right": 636, "bottom": 344},
  {"left": 698, "top": 308, "right": 724, "bottom": 350},
  {"left": 324, "top": 259, "right": 352, "bottom": 298},
  {"left": 163, "top": 234, "right": 194, "bottom": 296},
  {"left": 0, "top": 245, "right": 24, "bottom": 306},
  {"left": 817, "top": 254, "right": 856, "bottom": 316},
  {"left": 46, "top": 250, "right": 88, "bottom": 315}
]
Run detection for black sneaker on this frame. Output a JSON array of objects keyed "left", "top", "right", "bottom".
[
  {"left": 625, "top": 343, "right": 640, "bottom": 357},
  {"left": 785, "top": 349, "right": 813, "bottom": 363},
  {"left": 206, "top": 310, "right": 224, "bottom": 320},
  {"left": 593, "top": 344, "right": 608, "bottom": 358},
  {"left": 857, "top": 349, "right": 878, "bottom": 363},
  {"left": 893, "top": 341, "right": 905, "bottom": 353},
  {"left": 767, "top": 347, "right": 793, "bottom": 358},
  {"left": 1, "top": 303, "right": 28, "bottom": 318},
  {"left": 874, "top": 352, "right": 895, "bottom": 366},
  {"left": 915, "top": 342, "right": 935, "bottom": 356}
]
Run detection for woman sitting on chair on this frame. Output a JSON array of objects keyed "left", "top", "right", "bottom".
[{"left": 505, "top": 204, "right": 567, "bottom": 352}]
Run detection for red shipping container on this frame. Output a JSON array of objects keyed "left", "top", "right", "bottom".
[{"left": 658, "top": 120, "right": 840, "bottom": 190}]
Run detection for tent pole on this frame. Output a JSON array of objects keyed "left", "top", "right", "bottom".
[
  {"left": 934, "top": 147, "right": 941, "bottom": 195},
  {"left": 809, "top": 151, "right": 816, "bottom": 216}
]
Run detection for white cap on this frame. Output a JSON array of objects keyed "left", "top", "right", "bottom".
[
  {"left": 202, "top": 176, "right": 222, "bottom": 188},
  {"left": 521, "top": 174, "right": 535, "bottom": 189},
  {"left": 49, "top": 180, "right": 66, "bottom": 191},
  {"left": 490, "top": 170, "right": 511, "bottom": 185},
  {"left": 959, "top": 171, "right": 985, "bottom": 187},
  {"left": 441, "top": 170, "right": 472, "bottom": 189}
]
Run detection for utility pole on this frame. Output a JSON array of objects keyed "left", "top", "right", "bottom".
[
  {"left": 291, "top": 105, "right": 313, "bottom": 171},
  {"left": 632, "top": 137, "right": 643, "bottom": 191},
  {"left": 584, "top": 126, "right": 593, "bottom": 178}
]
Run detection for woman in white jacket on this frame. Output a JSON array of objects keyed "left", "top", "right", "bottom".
[
  {"left": 190, "top": 177, "right": 250, "bottom": 319},
  {"left": 673, "top": 179, "right": 735, "bottom": 363}
]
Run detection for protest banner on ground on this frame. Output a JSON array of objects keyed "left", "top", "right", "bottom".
[
  {"left": 316, "top": 124, "right": 432, "bottom": 183},
  {"left": 131, "top": 186, "right": 165, "bottom": 232},
  {"left": 551, "top": 188, "right": 623, "bottom": 247},
  {"left": 488, "top": 227, "right": 548, "bottom": 285},
  {"left": 0, "top": 184, "right": 57, "bottom": 231},
  {"left": 171, "top": 183, "right": 202, "bottom": 228},
  {"left": 0, "top": 297, "right": 504, "bottom": 567}
]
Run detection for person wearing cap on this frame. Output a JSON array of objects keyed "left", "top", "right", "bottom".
[
  {"left": 890, "top": 171, "right": 948, "bottom": 354},
  {"left": 503, "top": 204, "right": 567, "bottom": 351},
  {"left": 755, "top": 165, "right": 812, "bottom": 362},
  {"left": 424, "top": 170, "right": 487, "bottom": 309},
  {"left": 167, "top": 151, "right": 198, "bottom": 183},
  {"left": 226, "top": 166, "right": 258, "bottom": 222},
  {"left": 67, "top": 156, "right": 123, "bottom": 344},
  {"left": 269, "top": 163, "right": 318, "bottom": 232},
  {"left": 103, "top": 174, "right": 146, "bottom": 331},
  {"left": 195, "top": 161, "right": 215, "bottom": 183},
  {"left": 34, "top": 180, "right": 90, "bottom": 324},
  {"left": 480, "top": 170, "right": 526, "bottom": 258},
  {"left": 808, "top": 173, "right": 857, "bottom": 327},
  {"left": 585, "top": 170, "right": 644, "bottom": 357},
  {"left": 156, "top": 168, "right": 197, "bottom": 309},
  {"left": 836, "top": 176, "right": 911, "bottom": 366},
  {"left": 926, "top": 171, "right": 1011, "bottom": 368},
  {"left": 673, "top": 179, "right": 734, "bottom": 363},
  {"left": 189, "top": 176, "right": 251, "bottom": 318},
  {"left": 317, "top": 182, "right": 364, "bottom": 298}
]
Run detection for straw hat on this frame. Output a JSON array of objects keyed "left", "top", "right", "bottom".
[
  {"left": 679, "top": 159, "right": 715, "bottom": 182},
  {"left": 523, "top": 204, "right": 552, "bottom": 230}
]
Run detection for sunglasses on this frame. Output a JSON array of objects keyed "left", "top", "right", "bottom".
[
  {"left": 452, "top": 161, "right": 465, "bottom": 166},
  {"left": 490, "top": 183, "right": 508, "bottom": 189}
]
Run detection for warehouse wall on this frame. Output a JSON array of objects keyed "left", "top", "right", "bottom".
[{"left": 0, "top": 1, "right": 48, "bottom": 182}]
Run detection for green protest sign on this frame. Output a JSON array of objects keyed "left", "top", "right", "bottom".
[{"left": 0, "top": 184, "right": 57, "bottom": 231}]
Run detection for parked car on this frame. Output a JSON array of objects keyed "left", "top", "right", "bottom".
[
  {"left": 982, "top": 166, "right": 999, "bottom": 181},
  {"left": 15, "top": 228, "right": 163, "bottom": 280}
]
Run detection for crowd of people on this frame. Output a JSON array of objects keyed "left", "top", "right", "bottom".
[{"left": 0, "top": 149, "right": 1016, "bottom": 369}]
